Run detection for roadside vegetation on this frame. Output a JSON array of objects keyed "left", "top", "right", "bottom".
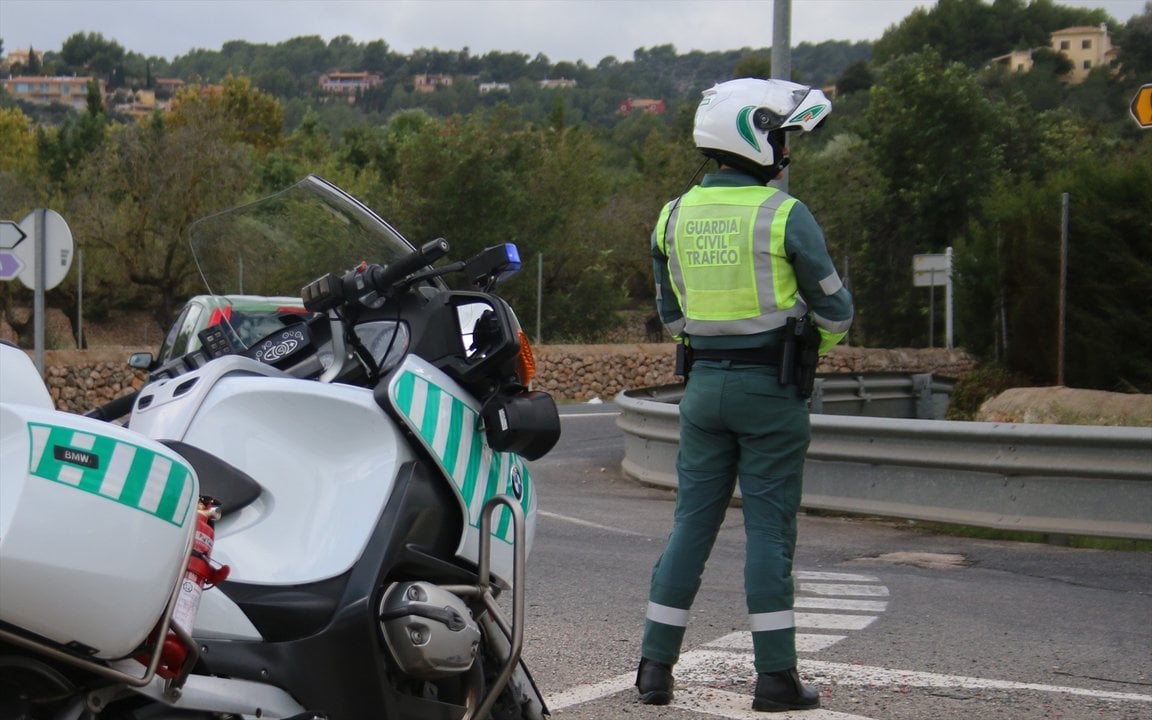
[{"left": 1, "top": 0, "right": 1149, "bottom": 394}]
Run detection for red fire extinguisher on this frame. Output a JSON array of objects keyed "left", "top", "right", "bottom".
[{"left": 153, "top": 497, "right": 231, "bottom": 679}]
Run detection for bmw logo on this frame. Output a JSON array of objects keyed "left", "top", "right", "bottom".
[{"left": 509, "top": 465, "right": 523, "bottom": 500}]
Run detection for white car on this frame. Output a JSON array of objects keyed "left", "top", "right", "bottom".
[{"left": 130, "top": 294, "right": 309, "bottom": 372}]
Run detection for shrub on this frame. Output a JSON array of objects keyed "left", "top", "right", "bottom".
[{"left": 945, "top": 363, "right": 1031, "bottom": 420}]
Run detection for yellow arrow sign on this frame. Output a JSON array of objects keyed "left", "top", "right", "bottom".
[{"left": 1132, "top": 84, "right": 1152, "bottom": 129}]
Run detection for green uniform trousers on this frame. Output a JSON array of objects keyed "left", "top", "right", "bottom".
[{"left": 641, "top": 360, "right": 811, "bottom": 674}]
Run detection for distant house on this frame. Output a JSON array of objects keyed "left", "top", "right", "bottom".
[
  {"left": 539, "top": 78, "right": 578, "bottom": 90},
  {"left": 4, "top": 48, "right": 45, "bottom": 69},
  {"left": 3, "top": 75, "right": 105, "bottom": 111},
  {"left": 113, "top": 88, "right": 165, "bottom": 118},
  {"left": 1050, "top": 24, "right": 1116, "bottom": 82},
  {"left": 989, "top": 48, "right": 1037, "bottom": 74},
  {"left": 413, "top": 73, "right": 454, "bottom": 93},
  {"left": 154, "top": 77, "right": 186, "bottom": 97},
  {"left": 617, "top": 97, "right": 667, "bottom": 115},
  {"left": 479, "top": 82, "right": 511, "bottom": 94},
  {"left": 319, "top": 71, "right": 383, "bottom": 97},
  {"left": 988, "top": 23, "right": 1117, "bottom": 83}
]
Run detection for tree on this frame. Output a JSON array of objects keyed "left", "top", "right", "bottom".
[
  {"left": 362, "top": 40, "right": 398, "bottom": 74},
  {"left": 1116, "top": 2, "right": 1152, "bottom": 80},
  {"left": 63, "top": 117, "right": 256, "bottom": 327},
  {"left": 963, "top": 138, "right": 1152, "bottom": 391},
  {"left": 855, "top": 48, "right": 1006, "bottom": 346},
  {"left": 168, "top": 75, "right": 284, "bottom": 153},
  {"left": 836, "top": 61, "right": 874, "bottom": 96},
  {"left": 791, "top": 133, "right": 886, "bottom": 346},
  {"left": 26, "top": 46, "right": 41, "bottom": 75},
  {"left": 35, "top": 88, "right": 109, "bottom": 186},
  {"left": 0, "top": 107, "right": 45, "bottom": 321},
  {"left": 377, "top": 109, "right": 625, "bottom": 340},
  {"left": 483, "top": 50, "right": 531, "bottom": 82},
  {"left": 872, "top": 0, "right": 1111, "bottom": 69},
  {"left": 60, "top": 32, "right": 126, "bottom": 81},
  {"left": 734, "top": 53, "right": 772, "bottom": 80},
  {"left": 0, "top": 107, "right": 38, "bottom": 176}
]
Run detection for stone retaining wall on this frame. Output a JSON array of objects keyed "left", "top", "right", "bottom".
[
  {"left": 22, "top": 345, "right": 978, "bottom": 413},
  {"left": 532, "top": 344, "right": 976, "bottom": 401}
]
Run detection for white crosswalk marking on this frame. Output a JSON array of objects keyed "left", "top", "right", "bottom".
[
  {"left": 796, "top": 612, "right": 878, "bottom": 630},
  {"left": 795, "top": 597, "right": 888, "bottom": 612},
  {"left": 546, "top": 571, "right": 890, "bottom": 715},
  {"left": 800, "top": 582, "right": 889, "bottom": 597},
  {"left": 793, "top": 572, "right": 888, "bottom": 651},
  {"left": 545, "top": 567, "right": 1152, "bottom": 717},
  {"left": 795, "top": 571, "right": 879, "bottom": 582}
]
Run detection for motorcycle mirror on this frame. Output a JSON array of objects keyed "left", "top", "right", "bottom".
[
  {"left": 456, "top": 300, "right": 496, "bottom": 359},
  {"left": 128, "top": 352, "right": 154, "bottom": 370}
]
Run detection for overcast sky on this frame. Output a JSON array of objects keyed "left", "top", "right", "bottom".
[{"left": 1, "top": 0, "right": 1145, "bottom": 65}]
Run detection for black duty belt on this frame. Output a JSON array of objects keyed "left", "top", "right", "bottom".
[{"left": 691, "top": 346, "right": 783, "bottom": 366}]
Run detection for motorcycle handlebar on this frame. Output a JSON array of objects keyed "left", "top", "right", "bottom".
[
  {"left": 364, "top": 238, "right": 450, "bottom": 294},
  {"left": 302, "top": 238, "right": 450, "bottom": 313}
]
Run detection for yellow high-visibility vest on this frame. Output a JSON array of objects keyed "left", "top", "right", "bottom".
[{"left": 655, "top": 185, "right": 807, "bottom": 337}]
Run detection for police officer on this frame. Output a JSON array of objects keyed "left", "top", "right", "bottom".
[{"left": 637, "top": 78, "right": 854, "bottom": 712}]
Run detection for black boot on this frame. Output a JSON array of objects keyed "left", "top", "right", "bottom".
[
  {"left": 752, "top": 667, "right": 820, "bottom": 712},
  {"left": 635, "top": 657, "right": 674, "bottom": 705}
]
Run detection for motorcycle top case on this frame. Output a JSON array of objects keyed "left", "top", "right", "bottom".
[{"left": 0, "top": 347, "right": 198, "bottom": 658}]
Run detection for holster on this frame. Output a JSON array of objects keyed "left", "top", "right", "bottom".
[
  {"left": 675, "top": 343, "right": 693, "bottom": 381},
  {"left": 778, "top": 317, "right": 820, "bottom": 398}
]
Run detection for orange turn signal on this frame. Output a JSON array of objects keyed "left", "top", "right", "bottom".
[{"left": 515, "top": 331, "right": 537, "bottom": 386}]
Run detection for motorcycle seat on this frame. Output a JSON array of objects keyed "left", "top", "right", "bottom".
[{"left": 159, "top": 439, "right": 263, "bottom": 515}]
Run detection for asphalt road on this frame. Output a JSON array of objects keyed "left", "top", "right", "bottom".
[{"left": 517, "top": 403, "right": 1152, "bottom": 719}]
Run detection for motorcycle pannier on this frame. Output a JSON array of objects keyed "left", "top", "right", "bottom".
[{"left": 0, "top": 401, "right": 198, "bottom": 658}]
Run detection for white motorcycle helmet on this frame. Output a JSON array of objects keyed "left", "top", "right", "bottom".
[{"left": 693, "top": 78, "right": 831, "bottom": 182}]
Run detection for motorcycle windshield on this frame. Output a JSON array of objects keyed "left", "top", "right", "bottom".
[{"left": 187, "top": 175, "right": 420, "bottom": 301}]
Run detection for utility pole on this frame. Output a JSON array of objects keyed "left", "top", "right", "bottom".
[
  {"left": 771, "top": 0, "right": 792, "bottom": 192},
  {"left": 1057, "top": 192, "right": 1069, "bottom": 385}
]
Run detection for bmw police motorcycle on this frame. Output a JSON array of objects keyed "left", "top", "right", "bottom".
[{"left": 0, "top": 176, "right": 560, "bottom": 719}]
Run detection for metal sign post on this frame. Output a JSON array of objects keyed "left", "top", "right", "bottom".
[{"left": 913, "top": 248, "right": 954, "bottom": 349}]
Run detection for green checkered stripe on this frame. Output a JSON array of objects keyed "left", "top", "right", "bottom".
[
  {"left": 27, "top": 423, "right": 195, "bottom": 527},
  {"left": 391, "top": 370, "right": 532, "bottom": 543}
]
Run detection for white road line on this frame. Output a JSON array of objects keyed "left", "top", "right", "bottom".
[
  {"left": 545, "top": 673, "right": 636, "bottom": 711},
  {"left": 795, "top": 571, "right": 880, "bottom": 582},
  {"left": 544, "top": 566, "right": 1150, "bottom": 715},
  {"left": 804, "top": 660, "right": 1152, "bottom": 704},
  {"left": 558, "top": 411, "right": 620, "bottom": 418},
  {"left": 795, "top": 597, "right": 888, "bottom": 612},
  {"left": 796, "top": 613, "right": 878, "bottom": 630},
  {"left": 546, "top": 650, "right": 1152, "bottom": 715},
  {"left": 800, "top": 583, "right": 890, "bottom": 597},
  {"left": 544, "top": 648, "right": 878, "bottom": 716},
  {"left": 681, "top": 650, "right": 1152, "bottom": 705},
  {"left": 538, "top": 510, "right": 646, "bottom": 536}
]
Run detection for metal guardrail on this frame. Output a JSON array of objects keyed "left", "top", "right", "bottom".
[
  {"left": 616, "top": 379, "right": 1152, "bottom": 540},
  {"left": 809, "top": 373, "right": 954, "bottom": 419}
]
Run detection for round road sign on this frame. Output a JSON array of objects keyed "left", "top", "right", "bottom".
[{"left": 17, "top": 209, "right": 75, "bottom": 291}]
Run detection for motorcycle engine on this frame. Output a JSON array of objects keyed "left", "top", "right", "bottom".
[{"left": 377, "top": 581, "right": 481, "bottom": 679}]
